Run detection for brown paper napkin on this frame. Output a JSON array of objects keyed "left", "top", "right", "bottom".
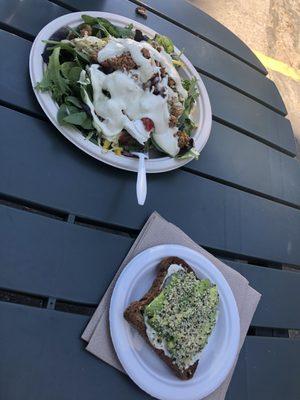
[{"left": 82, "top": 212, "right": 261, "bottom": 400}]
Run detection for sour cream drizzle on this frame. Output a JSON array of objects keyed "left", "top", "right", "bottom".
[
  {"left": 88, "top": 65, "right": 180, "bottom": 156},
  {"left": 97, "top": 38, "right": 187, "bottom": 99},
  {"left": 86, "top": 38, "right": 188, "bottom": 156}
]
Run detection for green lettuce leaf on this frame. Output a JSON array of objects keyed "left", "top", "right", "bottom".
[
  {"left": 36, "top": 47, "right": 70, "bottom": 103},
  {"left": 63, "top": 111, "right": 88, "bottom": 125},
  {"left": 154, "top": 34, "right": 174, "bottom": 54},
  {"left": 178, "top": 77, "right": 199, "bottom": 135},
  {"left": 177, "top": 147, "right": 200, "bottom": 160},
  {"left": 81, "top": 15, "right": 134, "bottom": 38}
]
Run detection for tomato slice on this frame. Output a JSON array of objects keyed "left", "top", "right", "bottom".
[{"left": 141, "top": 117, "right": 154, "bottom": 132}]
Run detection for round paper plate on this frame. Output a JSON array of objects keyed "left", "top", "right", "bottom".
[
  {"left": 109, "top": 244, "right": 240, "bottom": 400},
  {"left": 29, "top": 12, "right": 212, "bottom": 173}
]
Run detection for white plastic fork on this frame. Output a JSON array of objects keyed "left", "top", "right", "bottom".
[
  {"left": 125, "top": 119, "right": 150, "bottom": 206},
  {"left": 131, "top": 151, "right": 149, "bottom": 206}
]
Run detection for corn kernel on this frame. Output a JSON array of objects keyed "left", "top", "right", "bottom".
[
  {"left": 114, "top": 147, "right": 122, "bottom": 156},
  {"left": 172, "top": 59, "right": 184, "bottom": 67},
  {"left": 103, "top": 139, "right": 111, "bottom": 150}
]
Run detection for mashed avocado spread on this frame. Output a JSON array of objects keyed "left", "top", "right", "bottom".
[{"left": 144, "top": 267, "right": 219, "bottom": 370}]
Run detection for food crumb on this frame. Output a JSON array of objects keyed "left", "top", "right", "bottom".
[{"left": 136, "top": 6, "right": 147, "bottom": 19}]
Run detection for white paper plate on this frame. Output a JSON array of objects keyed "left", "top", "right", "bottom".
[
  {"left": 29, "top": 12, "right": 212, "bottom": 173},
  {"left": 109, "top": 245, "right": 240, "bottom": 400}
]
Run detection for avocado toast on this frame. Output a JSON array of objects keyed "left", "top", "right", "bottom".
[{"left": 124, "top": 256, "right": 219, "bottom": 380}]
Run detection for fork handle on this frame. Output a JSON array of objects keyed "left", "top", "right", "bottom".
[{"left": 136, "top": 154, "right": 147, "bottom": 206}]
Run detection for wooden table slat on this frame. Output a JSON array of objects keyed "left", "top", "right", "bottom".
[
  {"left": 188, "top": 120, "right": 300, "bottom": 208},
  {"left": 1, "top": 302, "right": 300, "bottom": 400},
  {"left": 60, "top": 0, "right": 267, "bottom": 75},
  {"left": 50, "top": 0, "right": 286, "bottom": 113},
  {"left": 0, "top": 28, "right": 295, "bottom": 155},
  {"left": 200, "top": 74, "right": 295, "bottom": 155},
  {"left": 225, "top": 260, "right": 300, "bottom": 329},
  {"left": 131, "top": 0, "right": 267, "bottom": 74},
  {"left": 0, "top": 302, "right": 151, "bottom": 400},
  {"left": 0, "top": 204, "right": 133, "bottom": 304},
  {"left": 1, "top": 204, "right": 300, "bottom": 332},
  {"left": 243, "top": 337, "right": 300, "bottom": 400},
  {"left": 1, "top": 107, "right": 300, "bottom": 265}
]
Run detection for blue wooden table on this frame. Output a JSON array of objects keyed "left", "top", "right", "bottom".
[{"left": 0, "top": 1, "right": 300, "bottom": 399}]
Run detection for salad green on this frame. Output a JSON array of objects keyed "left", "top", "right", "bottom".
[{"left": 36, "top": 14, "right": 200, "bottom": 159}]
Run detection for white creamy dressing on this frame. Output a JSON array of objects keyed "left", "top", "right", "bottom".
[
  {"left": 145, "top": 316, "right": 172, "bottom": 356},
  {"left": 88, "top": 65, "right": 180, "bottom": 154},
  {"left": 161, "top": 263, "right": 185, "bottom": 288},
  {"left": 81, "top": 38, "right": 188, "bottom": 156},
  {"left": 97, "top": 38, "right": 187, "bottom": 98}
]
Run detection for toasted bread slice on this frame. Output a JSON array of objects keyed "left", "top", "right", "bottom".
[{"left": 124, "top": 256, "right": 198, "bottom": 380}]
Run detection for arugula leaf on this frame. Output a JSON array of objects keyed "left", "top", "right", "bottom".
[
  {"left": 66, "top": 105, "right": 79, "bottom": 114},
  {"left": 154, "top": 34, "right": 174, "bottom": 54},
  {"left": 43, "top": 40, "right": 75, "bottom": 53},
  {"left": 81, "top": 15, "right": 134, "bottom": 38},
  {"left": 68, "top": 66, "right": 83, "bottom": 83},
  {"left": 74, "top": 49, "right": 91, "bottom": 63},
  {"left": 182, "top": 78, "right": 199, "bottom": 114},
  {"left": 178, "top": 77, "right": 199, "bottom": 135},
  {"left": 36, "top": 47, "right": 70, "bottom": 103},
  {"left": 67, "top": 26, "right": 80, "bottom": 38},
  {"left": 61, "top": 61, "right": 77, "bottom": 78},
  {"left": 81, "top": 117, "right": 94, "bottom": 130},
  {"left": 57, "top": 104, "right": 69, "bottom": 124},
  {"left": 80, "top": 15, "right": 99, "bottom": 26},
  {"left": 177, "top": 147, "right": 200, "bottom": 160},
  {"left": 65, "top": 95, "right": 82, "bottom": 108},
  {"left": 57, "top": 101, "right": 94, "bottom": 130},
  {"left": 63, "top": 111, "right": 88, "bottom": 125}
]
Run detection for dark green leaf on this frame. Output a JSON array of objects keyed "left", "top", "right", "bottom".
[
  {"left": 61, "top": 61, "right": 77, "bottom": 78},
  {"left": 67, "top": 26, "right": 80, "bottom": 38},
  {"left": 178, "top": 77, "right": 199, "bottom": 135},
  {"left": 57, "top": 104, "right": 68, "bottom": 124},
  {"left": 81, "top": 15, "right": 134, "bottom": 38},
  {"left": 63, "top": 111, "right": 87, "bottom": 125},
  {"left": 65, "top": 96, "right": 82, "bottom": 108},
  {"left": 36, "top": 47, "right": 70, "bottom": 103},
  {"left": 43, "top": 40, "right": 76, "bottom": 55},
  {"left": 154, "top": 34, "right": 174, "bottom": 54},
  {"left": 81, "top": 15, "right": 98, "bottom": 25},
  {"left": 66, "top": 104, "right": 79, "bottom": 114},
  {"left": 81, "top": 117, "right": 94, "bottom": 130},
  {"left": 75, "top": 49, "right": 91, "bottom": 63},
  {"left": 68, "top": 66, "right": 82, "bottom": 83}
]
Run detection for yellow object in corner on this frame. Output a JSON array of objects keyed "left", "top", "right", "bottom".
[
  {"left": 103, "top": 139, "right": 111, "bottom": 150},
  {"left": 254, "top": 50, "right": 300, "bottom": 82}
]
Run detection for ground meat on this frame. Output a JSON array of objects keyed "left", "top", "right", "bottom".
[
  {"left": 141, "top": 47, "right": 151, "bottom": 59},
  {"left": 177, "top": 131, "right": 190, "bottom": 148},
  {"left": 91, "top": 51, "right": 98, "bottom": 63},
  {"left": 79, "top": 24, "right": 92, "bottom": 37},
  {"left": 168, "top": 77, "right": 176, "bottom": 89},
  {"left": 171, "top": 102, "right": 184, "bottom": 117},
  {"left": 169, "top": 115, "right": 178, "bottom": 127},
  {"left": 160, "top": 66, "right": 167, "bottom": 78},
  {"left": 168, "top": 98, "right": 183, "bottom": 127},
  {"left": 151, "top": 41, "right": 162, "bottom": 52},
  {"left": 135, "top": 6, "right": 147, "bottom": 18},
  {"left": 100, "top": 52, "right": 137, "bottom": 72}
]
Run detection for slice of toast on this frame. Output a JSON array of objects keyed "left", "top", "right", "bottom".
[{"left": 124, "top": 256, "right": 198, "bottom": 380}]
